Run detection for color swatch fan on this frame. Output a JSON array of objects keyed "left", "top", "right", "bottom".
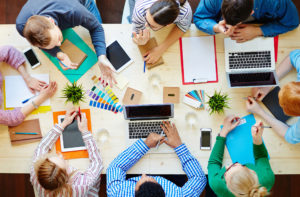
[{"left": 183, "top": 90, "right": 205, "bottom": 109}]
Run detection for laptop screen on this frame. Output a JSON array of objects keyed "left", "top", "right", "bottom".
[
  {"left": 229, "top": 72, "right": 277, "bottom": 87},
  {"left": 124, "top": 104, "right": 174, "bottom": 120}
]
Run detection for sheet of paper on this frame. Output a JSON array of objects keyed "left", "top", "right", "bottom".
[
  {"left": 181, "top": 36, "right": 217, "bottom": 83},
  {"left": 5, "top": 74, "right": 50, "bottom": 108}
]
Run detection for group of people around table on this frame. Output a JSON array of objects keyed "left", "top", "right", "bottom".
[{"left": 0, "top": 0, "right": 299, "bottom": 196}]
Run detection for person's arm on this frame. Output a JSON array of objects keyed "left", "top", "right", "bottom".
[
  {"left": 193, "top": 0, "right": 221, "bottom": 35},
  {"left": 175, "top": 144, "right": 206, "bottom": 196},
  {"left": 284, "top": 119, "right": 300, "bottom": 144},
  {"left": 106, "top": 139, "right": 149, "bottom": 196},
  {"left": 0, "top": 109, "right": 25, "bottom": 127},
  {"left": 259, "top": 0, "right": 299, "bottom": 37}
]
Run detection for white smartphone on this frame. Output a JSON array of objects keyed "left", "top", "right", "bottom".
[
  {"left": 23, "top": 47, "right": 41, "bottom": 69},
  {"left": 200, "top": 128, "right": 212, "bottom": 150}
]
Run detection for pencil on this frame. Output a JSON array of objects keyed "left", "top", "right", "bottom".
[{"left": 14, "top": 132, "right": 38, "bottom": 135}]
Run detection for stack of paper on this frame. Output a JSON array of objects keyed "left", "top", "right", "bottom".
[{"left": 183, "top": 90, "right": 205, "bottom": 109}]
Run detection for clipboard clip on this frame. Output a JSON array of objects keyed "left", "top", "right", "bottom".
[{"left": 193, "top": 78, "right": 208, "bottom": 83}]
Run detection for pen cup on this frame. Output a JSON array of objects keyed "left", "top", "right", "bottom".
[
  {"left": 94, "top": 128, "right": 110, "bottom": 144},
  {"left": 185, "top": 112, "right": 198, "bottom": 128}
]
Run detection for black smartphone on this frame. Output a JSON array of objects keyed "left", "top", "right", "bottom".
[
  {"left": 23, "top": 47, "right": 41, "bottom": 69},
  {"left": 200, "top": 128, "right": 212, "bottom": 150}
]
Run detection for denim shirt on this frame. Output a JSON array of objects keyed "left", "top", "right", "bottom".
[{"left": 193, "top": 0, "right": 299, "bottom": 37}]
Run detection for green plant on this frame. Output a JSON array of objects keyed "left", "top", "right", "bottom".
[
  {"left": 62, "top": 82, "right": 85, "bottom": 105},
  {"left": 207, "top": 91, "right": 230, "bottom": 114}
]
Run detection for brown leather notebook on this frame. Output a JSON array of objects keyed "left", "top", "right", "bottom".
[
  {"left": 60, "top": 39, "right": 87, "bottom": 67},
  {"left": 8, "top": 119, "right": 42, "bottom": 145},
  {"left": 138, "top": 37, "right": 164, "bottom": 69}
]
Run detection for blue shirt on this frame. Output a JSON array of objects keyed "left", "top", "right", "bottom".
[
  {"left": 16, "top": 0, "right": 106, "bottom": 57},
  {"left": 193, "top": 0, "right": 299, "bottom": 37},
  {"left": 106, "top": 139, "right": 207, "bottom": 197},
  {"left": 284, "top": 50, "right": 300, "bottom": 144}
]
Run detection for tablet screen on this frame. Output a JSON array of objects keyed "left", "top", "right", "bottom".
[{"left": 106, "top": 41, "right": 132, "bottom": 71}]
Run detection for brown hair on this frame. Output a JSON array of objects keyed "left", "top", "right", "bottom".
[
  {"left": 226, "top": 167, "right": 268, "bottom": 197},
  {"left": 149, "top": 0, "right": 186, "bottom": 26},
  {"left": 279, "top": 81, "right": 300, "bottom": 116},
  {"left": 23, "top": 15, "right": 53, "bottom": 47},
  {"left": 221, "top": 0, "right": 253, "bottom": 26},
  {"left": 35, "top": 157, "right": 73, "bottom": 196}
]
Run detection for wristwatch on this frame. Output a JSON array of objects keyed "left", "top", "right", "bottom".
[{"left": 32, "top": 101, "right": 39, "bottom": 109}]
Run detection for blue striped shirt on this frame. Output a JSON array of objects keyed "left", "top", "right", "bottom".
[
  {"left": 106, "top": 139, "right": 207, "bottom": 197},
  {"left": 132, "top": 0, "right": 192, "bottom": 33}
]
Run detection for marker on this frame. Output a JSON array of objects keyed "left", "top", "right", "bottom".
[
  {"left": 143, "top": 61, "right": 146, "bottom": 73},
  {"left": 78, "top": 106, "right": 81, "bottom": 120},
  {"left": 22, "top": 95, "right": 36, "bottom": 104},
  {"left": 56, "top": 57, "right": 68, "bottom": 68},
  {"left": 14, "top": 132, "right": 38, "bottom": 135}
]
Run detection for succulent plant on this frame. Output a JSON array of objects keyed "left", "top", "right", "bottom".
[
  {"left": 207, "top": 91, "right": 230, "bottom": 114},
  {"left": 62, "top": 82, "right": 85, "bottom": 105}
]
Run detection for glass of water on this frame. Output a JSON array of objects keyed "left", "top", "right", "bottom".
[
  {"left": 185, "top": 112, "right": 198, "bottom": 128},
  {"left": 148, "top": 73, "right": 161, "bottom": 88},
  {"left": 94, "top": 128, "right": 110, "bottom": 144}
]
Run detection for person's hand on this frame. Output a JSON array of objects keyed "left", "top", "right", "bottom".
[
  {"left": 160, "top": 121, "right": 182, "bottom": 148},
  {"left": 251, "top": 121, "right": 264, "bottom": 145},
  {"left": 246, "top": 97, "right": 264, "bottom": 115},
  {"left": 251, "top": 87, "right": 272, "bottom": 101},
  {"left": 24, "top": 76, "right": 47, "bottom": 94},
  {"left": 143, "top": 45, "right": 164, "bottom": 64},
  {"left": 230, "top": 24, "right": 263, "bottom": 43},
  {"left": 61, "top": 108, "right": 77, "bottom": 129},
  {"left": 220, "top": 115, "right": 240, "bottom": 137},
  {"left": 132, "top": 29, "right": 150, "bottom": 45},
  {"left": 213, "top": 20, "right": 235, "bottom": 36},
  {"left": 98, "top": 55, "right": 117, "bottom": 87},
  {"left": 77, "top": 113, "right": 89, "bottom": 133},
  {"left": 57, "top": 52, "right": 78, "bottom": 70},
  {"left": 39, "top": 81, "right": 57, "bottom": 100},
  {"left": 144, "top": 133, "right": 165, "bottom": 148}
]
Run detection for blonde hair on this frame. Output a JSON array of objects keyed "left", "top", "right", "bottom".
[
  {"left": 279, "top": 81, "right": 300, "bottom": 116},
  {"left": 226, "top": 167, "right": 268, "bottom": 197},
  {"left": 34, "top": 155, "right": 73, "bottom": 197}
]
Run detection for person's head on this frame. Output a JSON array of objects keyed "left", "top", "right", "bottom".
[
  {"left": 23, "top": 15, "right": 63, "bottom": 49},
  {"left": 221, "top": 0, "right": 254, "bottom": 26},
  {"left": 135, "top": 174, "right": 165, "bottom": 197},
  {"left": 35, "top": 153, "right": 72, "bottom": 196},
  {"left": 279, "top": 81, "right": 300, "bottom": 116},
  {"left": 224, "top": 162, "right": 268, "bottom": 197},
  {"left": 145, "top": 0, "right": 186, "bottom": 31}
]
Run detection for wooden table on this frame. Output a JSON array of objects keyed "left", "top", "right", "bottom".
[{"left": 0, "top": 24, "right": 300, "bottom": 174}]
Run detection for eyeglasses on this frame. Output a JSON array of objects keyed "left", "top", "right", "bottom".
[{"left": 145, "top": 17, "right": 165, "bottom": 31}]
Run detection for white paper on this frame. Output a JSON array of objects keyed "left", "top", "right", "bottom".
[
  {"left": 181, "top": 36, "right": 217, "bottom": 83},
  {"left": 5, "top": 74, "right": 50, "bottom": 108}
]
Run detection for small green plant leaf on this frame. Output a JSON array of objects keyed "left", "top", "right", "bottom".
[
  {"left": 207, "top": 91, "right": 230, "bottom": 115},
  {"left": 61, "top": 82, "right": 85, "bottom": 105}
]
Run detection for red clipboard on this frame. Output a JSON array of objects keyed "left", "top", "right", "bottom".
[
  {"left": 274, "top": 36, "right": 278, "bottom": 62},
  {"left": 180, "top": 36, "right": 219, "bottom": 85}
]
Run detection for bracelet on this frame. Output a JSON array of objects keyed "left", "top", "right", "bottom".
[{"left": 32, "top": 101, "right": 39, "bottom": 109}]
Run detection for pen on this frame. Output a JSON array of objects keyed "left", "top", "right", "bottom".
[
  {"left": 262, "top": 126, "right": 272, "bottom": 128},
  {"left": 22, "top": 95, "right": 36, "bottom": 104},
  {"left": 143, "top": 61, "right": 146, "bottom": 73},
  {"left": 14, "top": 132, "right": 38, "bottom": 135},
  {"left": 78, "top": 106, "right": 81, "bottom": 120},
  {"left": 156, "top": 130, "right": 164, "bottom": 149},
  {"left": 56, "top": 57, "right": 68, "bottom": 68},
  {"left": 242, "top": 97, "right": 257, "bottom": 101}
]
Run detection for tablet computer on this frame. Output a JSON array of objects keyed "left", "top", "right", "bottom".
[{"left": 106, "top": 40, "right": 133, "bottom": 73}]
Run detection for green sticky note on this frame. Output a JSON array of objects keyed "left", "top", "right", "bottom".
[{"left": 42, "top": 28, "right": 98, "bottom": 82}]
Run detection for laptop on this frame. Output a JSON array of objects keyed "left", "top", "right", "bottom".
[
  {"left": 224, "top": 37, "right": 279, "bottom": 88},
  {"left": 123, "top": 104, "right": 175, "bottom": 153}
]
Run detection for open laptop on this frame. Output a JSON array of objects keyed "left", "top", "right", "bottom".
[
  {"left": 224, "top": 37, "right": 279, "bottom": 88},
  {"left": 123, "top": 104, "right": 174, "bottom": 153}
]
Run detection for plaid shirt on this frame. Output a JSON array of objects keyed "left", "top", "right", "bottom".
[
  {"left": 107, "top": 139, "right": 207, "bottom": 197},
  {"left": 30, "top": 124, "right": 103, "bottom": 197}
]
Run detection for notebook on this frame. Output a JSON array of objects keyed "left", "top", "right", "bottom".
[
  {"left": 138, "top": 37, "right": 164, "bottom": 69},
  {"left": 180, "top": 36, "right": 218, "bottom": 85},
  {"left": 60, "top": 39, "right": 87, "bottom": 67},
  {"left": 262, "top": 86, "right": 291, "bottom": 123},
  {"left": 8, "top": 119, "right": 42, "bottom": 145}
]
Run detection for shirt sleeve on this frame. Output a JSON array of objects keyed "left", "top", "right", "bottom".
[
  {"left": 0, "top": 46, "right": 26, "bottom": 69},
  {"left": 260, "top": 0, "right": 299, "bottom": 37},
  {"left": 42, "top": 47, "right": 61, "bottom": 57},
  {"left": 284, "top": 118, "right": 300, "bottom": 144},
  {"left": 72, "top": 131, "right": 103, "bottom": 192},
  {"left": 289, "top": 49, "right": 300, "bottom": 73},
  {"left": 174, "top": 3, "right": 193, "bottom": 33},
  {"left": 106, "top": 139, "right": 149, "bottom": 196},
  {"left": 175, "top": 144, "right": 207, "bottom": 196},
  {"left": 0, "top": 108, "right": 25, "bottom": 127},
  {"left": 193, "top": 0, "right": 221, "bottom": 35},
  {"left": 132, "top": 3, "right": 146, "bottom": 33}
]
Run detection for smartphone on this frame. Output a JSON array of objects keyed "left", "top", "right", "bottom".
[
  {"left": 23, "top": 47, "right": 41, "bottom": 69},
  {"left": 200, "top": 128, "right": 212, "bottom": 150}
]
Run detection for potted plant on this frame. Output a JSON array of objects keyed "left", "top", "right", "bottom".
[
  {"left": 207, "top": 91, "right": 230, "bottom": 115},
  {"left": 62, "top": 82, "right": 85, "bottom": 106}
]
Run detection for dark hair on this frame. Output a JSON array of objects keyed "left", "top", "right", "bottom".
[
  {"left": 149, "top": 0, "right": 186, "bottom": 26},
  {"left": 135, "top": 181, "right": 165, "bottom": 197},
  {"left": 221, "top": 0, "right": 253, "bottom": 26}
]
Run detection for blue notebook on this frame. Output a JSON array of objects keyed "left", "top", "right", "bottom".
[{"left": 223, "top": 114, "right": 269, "bottom": 165}]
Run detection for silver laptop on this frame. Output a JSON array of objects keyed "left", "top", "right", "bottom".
[
  {"left": 224, "top": 37, "right": 279, "bottom": 88},
  {"left": 123, "top": 104, "right": 174, "bottom": 154}
]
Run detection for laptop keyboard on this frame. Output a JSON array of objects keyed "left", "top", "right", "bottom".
[
  {"left": 129, "top": 121, "right": 170, "bottom": 139},
  {"left": 229, "top": 51, "right": 272, "bottom": 69}
]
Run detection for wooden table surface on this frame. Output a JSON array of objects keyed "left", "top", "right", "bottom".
[{"left": 0, "top": 24, "right": 300, "bottom": 174}]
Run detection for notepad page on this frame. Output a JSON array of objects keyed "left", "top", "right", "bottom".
[{"left": 181, "top": 36, "right": 217, "bottom": 83}]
